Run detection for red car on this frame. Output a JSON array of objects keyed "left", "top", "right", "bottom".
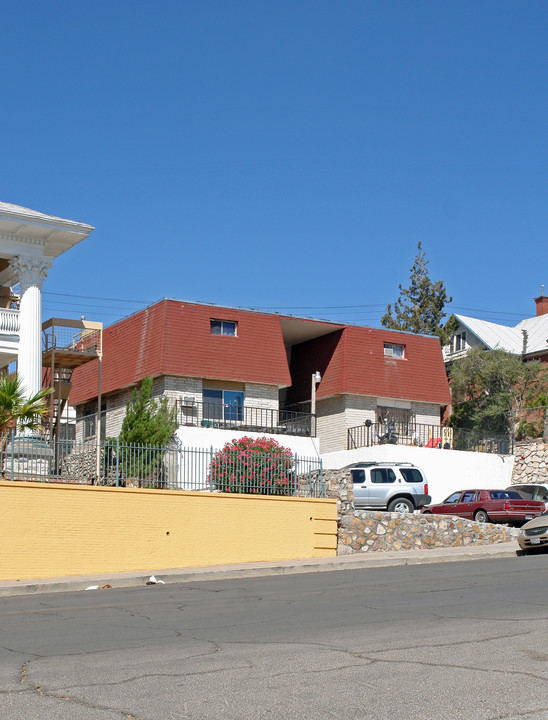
[{"left": 421, "top": 489, "right": 545, "bottom": 525}]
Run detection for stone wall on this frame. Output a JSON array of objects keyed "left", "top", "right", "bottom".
[
  {"left": 325, "top": 469, "right": 355, "bottom": 516},
  {"left": 338, "top": 510, "right": 515, "bottom": 554},
  {"left": 511, "top": 440, "right": 548, "bottom": 485},
  {"left": 325, "top": 470, "right": 516, "bottom": 554}
]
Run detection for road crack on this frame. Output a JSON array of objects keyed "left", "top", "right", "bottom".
[{"left": 20, "top": 659, "right": 147, "bottom": 719}]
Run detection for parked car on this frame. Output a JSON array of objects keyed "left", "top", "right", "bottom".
[
  {"left": 506, "top": 483, "right": 548, "bottom": 511},
  {"left": 344, "top": 461, "right": 430, "bottom": 513},
  {"left": 518, "top": 510, "right": 548, "bottom": 553},
  {"left": 421, "top": 489, "right": 545, "bottom": 525}
]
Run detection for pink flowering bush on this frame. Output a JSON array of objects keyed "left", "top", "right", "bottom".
[{"left": 209, "top": 436, "right": 295, "bottom": 495}]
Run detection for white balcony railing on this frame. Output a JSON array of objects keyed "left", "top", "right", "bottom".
[{"left": 0, "top": 309, "right": 20, "bottom": 334}]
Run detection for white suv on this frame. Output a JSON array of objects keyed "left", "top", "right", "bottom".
[
  {"left": 345, "top": 461, "right": 431, "bottom": 513},
  {"left": 506, "top": 483, "right": 548, "bottom": 511}
]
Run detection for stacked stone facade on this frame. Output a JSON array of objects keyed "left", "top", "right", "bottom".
[
  {"left": 338, "top": 510, "right": 515, "bottom": 554},
  {"left": 325, "top": 470, "right": 517, "bottom": 554},
  {"left": 325, "top": 469, "right": 355, "bottom": 516},
  {"left": 511, "top": 440, "right": 548, "bottom": 485}
]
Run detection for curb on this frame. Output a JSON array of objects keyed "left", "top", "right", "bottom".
[{"left": 0, "top": 541, "right": 521, "bottom": 598}]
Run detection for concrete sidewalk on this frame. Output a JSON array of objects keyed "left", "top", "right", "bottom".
[{"left": 0, "top": 540, "right": 523, "bottom": 597}]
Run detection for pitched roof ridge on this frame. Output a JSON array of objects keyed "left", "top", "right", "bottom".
[{"left": 0, "top": 200, "right": 93, "bottom": 229}]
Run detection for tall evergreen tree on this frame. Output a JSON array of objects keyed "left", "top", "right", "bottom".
[
  {"left": 119, "top": 376, "right": 177, "bottom": 446},
  {"left": 116, "top": 376, "right": 178, "bottom": 484},
  {"left": 381, "top": 242, "right": 456, "bottom": 344}
]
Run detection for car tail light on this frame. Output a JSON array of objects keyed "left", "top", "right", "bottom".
[
  {"left": 424, "top": 483, "right": 428, "bottom": 495},
  {"left": 504, "top": 502, "right": 510, "bottom": 511}
]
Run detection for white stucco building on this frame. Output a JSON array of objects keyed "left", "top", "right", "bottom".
[
  {"left": 0, "top": 202, "right": 94, "bottom": 399},
  {"left": 443, "top": 293, "right": 548, "bottom": 365}
]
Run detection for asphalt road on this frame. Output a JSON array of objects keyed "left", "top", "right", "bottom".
[{"left": 1, "top": 555, "right": 547, "bottom": 720}]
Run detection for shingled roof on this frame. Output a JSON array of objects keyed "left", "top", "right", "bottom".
[{"left": 70, "top": 299, "right": 451, "bottom": 406}]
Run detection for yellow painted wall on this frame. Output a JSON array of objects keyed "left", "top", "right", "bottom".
[{"left": 1, "top": 481, "right": 337, "bottom": 580}]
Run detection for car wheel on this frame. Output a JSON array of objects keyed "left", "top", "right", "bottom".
[
  {"left": 474, "top": 509, "right": 489, "bottom": 523},
  {"left": 388, "top": 498, "right": 414, "bottom": 514}
]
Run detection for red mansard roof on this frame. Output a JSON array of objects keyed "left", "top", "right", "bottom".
[
  {"left": 341, "top": 327, "right": 450, "bottom": 404},
  {"left": 70, "top": 299, "right": 451, "bottom": 407},
  {"left": 70, "top": 300, "right": 292, "bottom": 405},
  {"left": 287, "top": 326, "right": 451, "bottom": 405}
]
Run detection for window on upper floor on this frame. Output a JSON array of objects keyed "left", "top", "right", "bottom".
[
  {"left": 384, "top": 343, "right": 405, "bottom": 358},
  {"left": 210, "top": 319, "right": 237, "bottom": 336},
  {"left": 453, "top": 332, "right": 466, "bottom": 352}
]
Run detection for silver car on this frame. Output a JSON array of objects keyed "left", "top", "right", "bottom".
[
  {"left": 345, "top": 461, "right": 431, "bottom": 513},
  {"left": 518, "top": 510, "right": 548, "bottom": 553}
]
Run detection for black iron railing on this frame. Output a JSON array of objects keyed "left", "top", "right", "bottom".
[
  {"left": 177, "top": 400, "right": 315, "bottom": 437},
  {"left": 0, "top": 433, "right": 324, "bottom": 497},
  {"left": 347, "top": 421, "right": 510, "bottom": 454}
]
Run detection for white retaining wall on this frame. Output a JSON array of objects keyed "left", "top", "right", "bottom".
[
  {"left": 321, "top": 445, "right": 515, "bottom": 505},
  {"left": 176, "top": 426, "right": 320, "bottom": 458}
]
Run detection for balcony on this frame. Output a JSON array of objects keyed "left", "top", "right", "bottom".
[
  {"left": 0, "top": 308, "right": 20, "bottom": 368},
  {"left": 347, "top": 421, "right": 510, "bottom": 454},
  {"left": 177, "top": 400, "right": 315, "bottom": 437},
  {"left": 42, "top": 318, "right": 102, "bottom": 369},
  {"left": 0, "top": 308, "right": 19, "bottom": 335}
]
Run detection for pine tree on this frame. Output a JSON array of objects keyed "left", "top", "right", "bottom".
[
  {"left": 117, "top": 377, "right": 178, "bottom": 483},
  {"left": 119, "top": 376, "right": 177, "bottom": 446},
  {"left": 381, "top": 242, "right": 456, "bottom": 344}
]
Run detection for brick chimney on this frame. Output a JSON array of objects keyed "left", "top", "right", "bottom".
[{"left": 534, "top": 288, "right": 548, "bottom": 317}]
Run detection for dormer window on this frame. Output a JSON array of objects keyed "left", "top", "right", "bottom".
[
  {"left": 453, "top": 332, "right": 466, "bottom": 352},
  {"left": 384, "top": 343, "right": 405, "bottom": 358},
  {"left": 211, "top": 319, "right": 237, "bottom": 336}
]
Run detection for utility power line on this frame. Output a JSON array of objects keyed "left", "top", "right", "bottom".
[{"left": 41, "top": 292, "right": 533, "bottom": 323}]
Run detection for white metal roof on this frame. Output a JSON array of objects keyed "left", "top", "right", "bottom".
[
  {"left": 455, "top": 313, "right": 548, "bottom": 356},
  {"left": 516, "top": 313, "right": 548, "bottom": 356},
  {"left": 0, "top": 202, "right": 92, "bottom": 227}
]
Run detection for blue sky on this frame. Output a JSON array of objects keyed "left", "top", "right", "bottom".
[{"left": 2, "top": 1, "right": 546, "bottom": 329}]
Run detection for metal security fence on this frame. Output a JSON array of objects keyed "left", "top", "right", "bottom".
[
  {"left": 0, "top": 433, "right": 324, "bottom": 498},
  {"left": 347, "top": 422, "right": 510, "bottom": 454},
  {"left": 177, "top": 400, "right": 315, "bottom": 437}
]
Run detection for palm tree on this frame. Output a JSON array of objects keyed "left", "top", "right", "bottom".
[{"left": 0, "top": 374, "right": 52, "bottom": 437}]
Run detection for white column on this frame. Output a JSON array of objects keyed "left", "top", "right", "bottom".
[{"left": 10, "top": 254, "right": 53, "bottom": 399}]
